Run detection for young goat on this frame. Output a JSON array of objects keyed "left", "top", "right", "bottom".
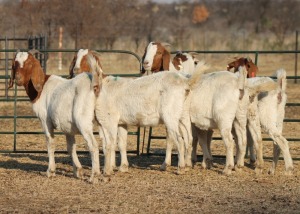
[{"left": 8, "top": 50, "right": 103, "bottom": 182}]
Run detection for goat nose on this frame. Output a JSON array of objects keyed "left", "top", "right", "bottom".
[{"left": 143, "top": 61, "right": 149, "bottom": 65}]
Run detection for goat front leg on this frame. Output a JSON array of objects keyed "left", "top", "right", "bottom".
[
  {"left": 44, "top": 128, "right": 56, "bottom": 178},
  {"left": 161, "top": 127, "right": 173, "bottom": 172},
  {"left": 66, "top": 134, "right": 83, "bottom": 179},
  {"left": 117, "top": 125, "right": 129, "bottom": 173}
]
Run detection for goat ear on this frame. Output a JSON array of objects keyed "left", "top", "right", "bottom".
[
  {"left": 68, "top": 54, "right": 76, "bottom": 79},
  {"left": 90, "top": 51, "right": 103, "bottom": 70},
  {"left": 8, "top": 51, "right": 20, "bottom": 89},
  {"left": 162, "top": 49, "right": 170, "bottom": 71},
  {"left": 30, "top": 59, "right": 45, "bottom": 92}
]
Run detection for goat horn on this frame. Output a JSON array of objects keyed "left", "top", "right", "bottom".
[
  {"left": 189, "top": 52, "right": 199, "bottom": 56},
  {"left": 28, "top": 49, "right": 43, "bottom": 55},
  {"left": 161, "top": 42, "right": 171, "bottom": 47}
]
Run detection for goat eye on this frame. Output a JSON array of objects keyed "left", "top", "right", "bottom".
[{"left": 194, "top": 61, "right": 198, "bottom": 65}]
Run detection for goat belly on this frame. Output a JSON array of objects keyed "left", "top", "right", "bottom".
[{"left": 119, "top": 112, "right": 160, "bottom": 126}]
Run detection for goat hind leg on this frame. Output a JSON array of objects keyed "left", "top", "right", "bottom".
[{"left": 66, "top": 134, "right": 83, "bottom": 179}]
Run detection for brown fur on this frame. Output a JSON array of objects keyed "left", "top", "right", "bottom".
[
  {"left": 69, "top": 50, "right": 104, "bottom": 78},
  {"left": 8, "top": 52, "right": 50, "bottom": 103},
  {"left": 227, "top": 57, "right": 258, "bottom": 78}
]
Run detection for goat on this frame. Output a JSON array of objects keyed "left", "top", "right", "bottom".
[
  {"left": 8, "top": 50, "right": 102, "bottom": 182},
  {"left": 226, "top": 58, "right": 293, "bottom": 174},
  {"left": 141, "top": 42, "right": 199, "bottom": 74},
  {"left": 68, "top": 49, "right": 103, "bottom": 78},
  {"left": 142, "top": 42, "right": 278, "bottom": 174},
  {"left": 87, "top": 54, "right": 205, "bottom": 175},
  {"left": 227, "top": 57, "right": 258, "bottom": 78}
]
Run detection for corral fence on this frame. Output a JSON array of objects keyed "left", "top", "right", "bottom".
[{"left": 0, "top": 48, "right": 299, "bottom": 161}]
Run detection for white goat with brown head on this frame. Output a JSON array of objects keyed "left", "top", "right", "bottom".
[{"left": 8, "top": 50, "right": 103, "bottom": 182}]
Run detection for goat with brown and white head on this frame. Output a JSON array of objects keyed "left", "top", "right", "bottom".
[
  {"left": 227, "top": 57, "right": 293, "bottom": 175},
  {"left": 141, "top": 42, "right": 199, "bottom": 74},
  {"left": 227, "top": 57, "right": 258, "bottom": 78},
  {"left": 8, "top": 50, "right": 103, "bottom": 182}
]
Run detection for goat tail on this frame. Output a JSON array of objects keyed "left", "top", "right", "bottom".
[
  {"left": 237, "top": 66, "right": 247, "bottom": 91},
  {"left": 188, "top": 61, "right": 209, "bottom": 89},
  {"left": 248, "top": 81, "right": 277, "bottom": 98},
  {"left": 86, "top": 53, "right": 104, "bottom": 97},
  {"left": 276, "top": 69, "right": 287, "bottom": 92}
]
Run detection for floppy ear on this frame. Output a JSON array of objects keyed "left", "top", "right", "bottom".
[
  {"left": 162, "top": 49, "right": 170, "bottom": 71},
  {"left": 90, "top": 51, "right": 103, "bottom": 69},
  {"left": 68, "top": 54, "right": 77, "bottom": 79},
  {"left": 7, "top": 51, "right": 20, "bottom": 89},
  {"left": 30, "top": 59, "right": 45, "bottom": 92},
  {"left": 140, "top": 50, "right": 146, "bottom": 74}
]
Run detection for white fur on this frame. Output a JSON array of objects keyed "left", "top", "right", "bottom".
[
  {"left": 246, "top": 69, "right": 293, "bottom": 175},
  {"left": 74, "top": 49, "right": 88, "bottom": 69},
  {"left": 90, "top": 55, "right": 204, "bottom": 175},
  {"left": 15, "top": 52, "right": 102, "bottom": 182},
  {"left": 15, "top": 52, "right": 29, "bottom": 68},
  {"left": 142, "top": 42, "right": 158, "bottom": 71}
]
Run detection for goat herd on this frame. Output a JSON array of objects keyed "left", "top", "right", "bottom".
[{"left": 7, "top": 42, "right": 294, "bottom": 183}]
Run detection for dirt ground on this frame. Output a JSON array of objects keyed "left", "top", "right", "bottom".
[{"left": 0, "top": 72, "right": 300, "bottom": 213}]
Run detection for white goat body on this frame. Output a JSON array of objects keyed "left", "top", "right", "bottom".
[
  {"left": 246, "top": 69, "right": 293, "bottom": 174},
  {"left": 9, "top": 51, "right": 102, "bottom": 182},
  {"left": 91, "top": 56, "right": 204, "bottom": 175}
]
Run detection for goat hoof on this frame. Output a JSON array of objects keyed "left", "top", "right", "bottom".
[
  {"left": 119, "top": 164, "right": 129, "bottom": 173},
  {"left": 255, "top": 167, "right": 263, "bottom": 175},
  {"left": 89, "top": 176, "right": 98, "bottom": 184},
  {"left": 46, "top": 169, "right": 56, "bottom": 178},
  {"left": 284, "top": 167, "right": 293, "bottom": 176},
  {"left": 222, "top": 167, "right": 232, "bottom": 175},
  {"left": 234, "top": 165, "right": 243, "bottom": 172},
  {"left": 250, "top": 159, "right": 256, "bottom": 166},
  {"left": 176, "top": 167, "right": 185, "bottom": 175},
  {"left": 160, "top": 163, "right": 169, "bottom": 171},
  {"left": 268, "top": 168, "right": 275, "bottom": 175},
  {"left": 74, "top": 167, "right": 84, "bottom": 179},
  {"left": 206, "top": 159, "right": 214, "bottom": 169},
  {"left": 185, "top": 162, "right": 193, "bottom": 169}
]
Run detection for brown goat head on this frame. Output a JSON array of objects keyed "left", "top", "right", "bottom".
[
  {"left": 69, "top": 49, "right": 103, "bottom": 78},
  {"left": 227, "top": 57, "right": 258, "bottom": 78},
  {"left": 141, "top": 42, "right": 171, "bottom": 73}
]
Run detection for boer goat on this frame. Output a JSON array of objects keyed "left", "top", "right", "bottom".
[
  {"left": 227, "top": 57, "right": 258, "bottom": 78},
  {"left": 227, "top": 58, "right": 293, "bottom": 175},
  {"left": 142, "top": 42, "right": 278, "bottom": 174},
  {"left": 8, "top": 50, "right": 102, "bottom": 182},
  {"left": 141, "top": 42, "right": 199, "bottom": 74},
  {"left": 86, "top": 54, "right": 205, "bottom": 175}
]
